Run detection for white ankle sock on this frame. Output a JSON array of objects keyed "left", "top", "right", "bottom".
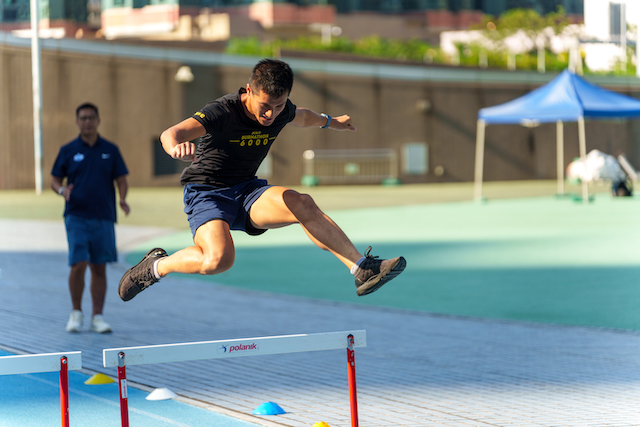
[
  {"left": 153, "top": 259, "right": 162, "bottom": 280},
  {"left": 350, "top": 257, "right": 366, "bottom": 275}
]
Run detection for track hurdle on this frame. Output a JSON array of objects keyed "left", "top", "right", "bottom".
[
  {"left": 0, "top": 351, "right": 82, "bottom": 427},
  {"left": 103, "top": 330, "right": 366, "bottom": 427}
]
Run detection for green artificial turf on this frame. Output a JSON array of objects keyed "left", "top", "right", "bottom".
[{"left": 127, "top": 192, "right": 640, "bottom": 330}]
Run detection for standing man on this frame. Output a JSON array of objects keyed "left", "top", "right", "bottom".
[
  {"left": 52, "top": 102, "right": 130, "bottom": 333},
  {"left": 119, "top": 59, "right": 405, "bottom": 302}
]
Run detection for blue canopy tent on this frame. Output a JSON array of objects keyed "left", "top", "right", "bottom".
[{"left": 474, "top": 69, "right": 640, "bottom": 203}]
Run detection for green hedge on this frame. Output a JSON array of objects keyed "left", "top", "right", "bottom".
[{"left": 224, "top": 7, "right": 637, "bottom": 76}]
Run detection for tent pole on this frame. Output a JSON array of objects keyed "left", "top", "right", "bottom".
[
  {"left": 578, "top": 116, "right": 588, "bottom": 204},
  {"left": 473, "top": 120, "right": 486, "bottom": 202},
  {"left": 556, "top": 120, "right": 564, "bottom": 195}
]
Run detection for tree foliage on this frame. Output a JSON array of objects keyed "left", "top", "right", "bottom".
[{"left": 474, "top": 7, "right": 570, "bottom": 47}]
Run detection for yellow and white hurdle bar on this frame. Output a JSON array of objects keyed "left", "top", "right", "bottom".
[
  {"left": 0, "top": 351, "right": 82, "bottom": 427},
  {"left": 103, "top": 330, "right": 366, "bottom": 427}
]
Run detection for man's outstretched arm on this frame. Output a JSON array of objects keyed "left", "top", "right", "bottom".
[{"left": 291, "top": 108, "right": 357, "bottom": 131}]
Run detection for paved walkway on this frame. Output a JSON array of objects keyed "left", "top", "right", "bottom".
[{"left": 1, "top": 218, "right": 640, "bottom": 427}]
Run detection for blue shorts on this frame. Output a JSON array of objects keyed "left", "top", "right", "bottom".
[
  {"left": 64, "top": 214, "right": 117, "bottom": 266},
  {"left": 183, "top": 179, "right": 273, "bottom": 237}
]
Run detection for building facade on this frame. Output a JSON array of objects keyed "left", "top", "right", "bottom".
[
  {"left": 583, "top": 0, "right": 639, "bottom": 73},
  {"left": 1, "top": 0, "right": 583, "bottom": 29}
]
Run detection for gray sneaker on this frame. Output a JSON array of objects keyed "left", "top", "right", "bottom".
[
  {"left": 354, "top": 246, "right": 406, "bottom": 296},
  {"left": 118, "top": 248, "right": 167, "bottom": 301},
  {"left": 90, "top": 315, "right": 112, "bottom": 334},
  {"left": 65, "top": 310, "right": 83, "bottom": 333}
]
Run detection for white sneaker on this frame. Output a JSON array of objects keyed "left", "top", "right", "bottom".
[
  {"left": 90, "top": 315, "right": 112, "bottom": 334},
  {"left": 66, "top": 310, "right": 83, "bottom": 333}
]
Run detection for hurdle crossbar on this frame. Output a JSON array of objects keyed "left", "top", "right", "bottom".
[
  {"left": 0, "top": 351, "right": 82, "bottom": 427},
  {"left": 103, "top": 330, "right": 365, "bottom": 367},
  {"left": 103, "top": 331, "right": 365, "bottom": 427},
  {"left": 0, "top": 351, "right": 81, "bottom": 375}
]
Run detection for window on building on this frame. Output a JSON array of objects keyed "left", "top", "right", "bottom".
[
  {"left": 153, "top": 137, "right": 185, "bottom": 176},
  {"left": 609, "top": 2, "right": 625, "bottom": 44}
]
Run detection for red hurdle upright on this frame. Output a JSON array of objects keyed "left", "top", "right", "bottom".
[
  {"left": 60, "top": 356, "right": 69, "bottom": 427},
  {"left": 0, "top": 351, "right": 81, "bottom": 427},
  {"left": 117, "top": 352, "right": 130, "bottom": 427},
  {"left": 347, "top": 334, "right": 359, "bottom": 427}
]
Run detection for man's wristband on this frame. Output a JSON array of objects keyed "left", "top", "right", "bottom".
[
  {"left": 58, "top": 186, "right": 65, "bottom": 196},
  {"left": 320, "top": 113, "right": 332, "bottom": 129}
]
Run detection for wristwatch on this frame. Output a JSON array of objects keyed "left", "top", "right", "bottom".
[{"left": 320, "top": 113, "right": 332, "bottom": 129}]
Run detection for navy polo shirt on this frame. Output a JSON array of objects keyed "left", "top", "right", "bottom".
[{"left": 51, "top": 135, "right": 129, "bottom": 222}]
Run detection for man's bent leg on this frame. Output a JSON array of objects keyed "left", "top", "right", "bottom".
[
  {"left": 249, "top": 187, "right": 406, "bottom": 295},
  {"left": 157, "top": 219, "right": 235, "bottom": 276},
  {"left": 119, "top": 220, "right": 234, "bottom": 301},
  {"left": 249, "top": 187, "right": 362, "bottom": 267}
]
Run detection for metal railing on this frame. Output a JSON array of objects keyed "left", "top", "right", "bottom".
[{"left": 302, "top": 148, "right": 398, "bottom": 185}]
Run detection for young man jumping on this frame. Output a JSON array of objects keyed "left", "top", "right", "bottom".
[{"left": 119, "top": 59, "right": 406, "bottom": 301}]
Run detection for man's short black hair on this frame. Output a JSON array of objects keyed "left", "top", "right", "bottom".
[
  {"left": 249, "top": 59, "right": 294, "bottom": 98},
  {"left": 76, "top": 102, "right": 99, "bottom": 117}
]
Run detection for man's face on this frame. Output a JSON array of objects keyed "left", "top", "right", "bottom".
[
  {"left": 246, "top": 85, "right": 288, "bottom": 126},
  {"left": 76, "top": 108, "right": 100, "bottom": 138}
]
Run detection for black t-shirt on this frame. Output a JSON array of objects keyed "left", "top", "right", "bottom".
[{"left": 180, "top": 88, "right": 297, "bottom": 187}]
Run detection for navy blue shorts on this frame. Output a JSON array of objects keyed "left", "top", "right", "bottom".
[
  {"left": 64, "top": 214, "right": 117, "bottom": 266},
  {"left": 183, "top": 179, "right": 273, "bottom": 237}
]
